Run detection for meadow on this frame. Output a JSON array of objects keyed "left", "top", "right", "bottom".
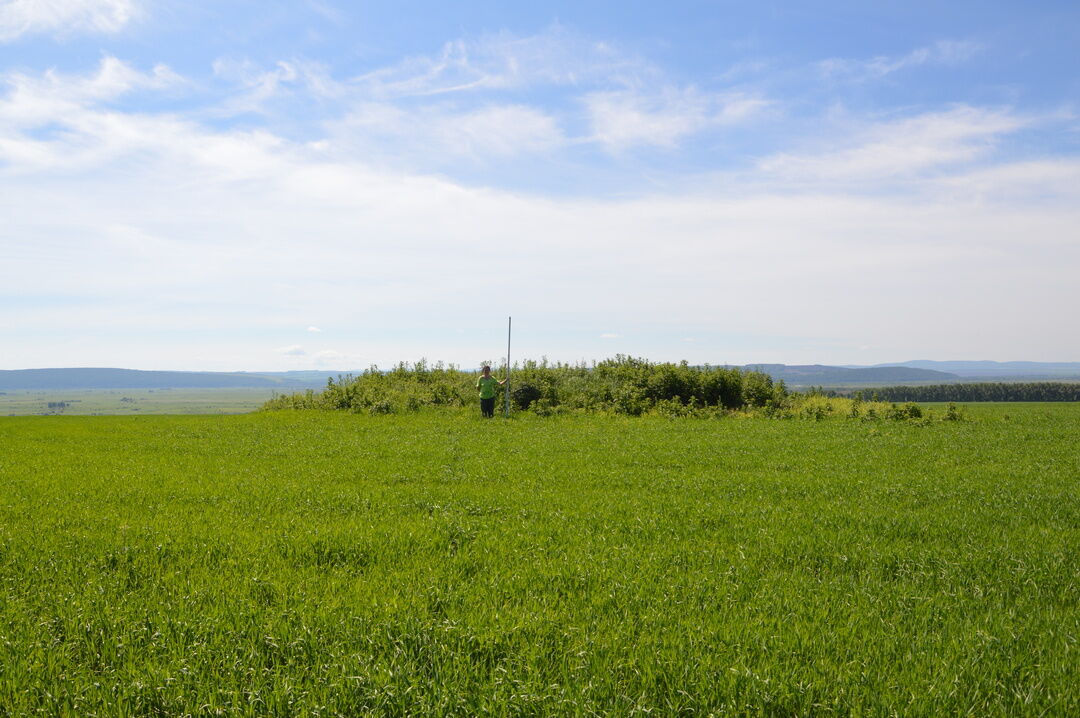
[
  {"left": 0, "top": 388, "right": 281, "bottom": 417},
  {"left": 0, "top": 404, "right": 1076, "bottom": 715}
]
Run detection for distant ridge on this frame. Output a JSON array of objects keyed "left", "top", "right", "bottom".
[
  {"left": 0, "top": 368, "right": 350, "bottom": 391},
  {"left": 3, "top": 362, "right": 1078, "bottom": 391},
  {"left": 745, "top": 364, "right": 957, "bottom": 385},
  {"left": 870, "top": 360, "right": 1080, "bottom": 379}
]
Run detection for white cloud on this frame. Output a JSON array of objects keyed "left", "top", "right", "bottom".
[
  {"left": 586, "top": 87, "right": 768, "bottom": 149},
  {"left": 600, "top": 333, "right": 619, "bottom": 339},
  {"left": 2, "top": 56, "right": 179, "bottom": 116},
  {"left": 204, "top": 26, "right": 653, "bottom": 161},
  {"left": 0, "top": 0, "right": 138, "bottom": 41},
  {"left": 351, "top": 25, "right": 650, "bottom": 99},
  {"left": 818, "top": 40, "right": 982, "bottom": 81},
  {"left": 333, "top": 102, "right": 564, "bottom": 161},
  {"left": 198, "top": 28, "right": 767, "bottom": 160},
  {"left": 0, "top": 57, "right": 186, "bottom": 171},
  {"left": 306, "top": 326, "right": 322, "bottom": 333},
  {"left": 2, "top": 55, "right": 1079, "bottom": 369},
  {"left": 0, "top": 57, "right": 287, "bottom": 176},
  {"left": 211, "top": 58, "right": 342, "bottom": 116},
  {"left": 757, "top": 106, "right": 1027, "bottom": 183}
]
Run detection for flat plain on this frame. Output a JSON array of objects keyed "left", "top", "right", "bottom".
[
  {"left": 0, "top": 388, "right": 283, "bottom": 416},
  {"left": 0, "top": 404, "right": 1076, "bottom": 715}
]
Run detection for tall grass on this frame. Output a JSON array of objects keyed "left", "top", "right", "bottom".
[{"left": 0, "top": 405, "right": 1076, "bottom": 714}]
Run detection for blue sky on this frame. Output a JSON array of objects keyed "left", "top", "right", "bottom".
[{"left": 1, "top": 1, "right": 1078, "bottom": 370}]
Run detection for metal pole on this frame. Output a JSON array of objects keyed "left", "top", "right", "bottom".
[{"left": 504, "top": 316, "right": 511, "bottom": 417}]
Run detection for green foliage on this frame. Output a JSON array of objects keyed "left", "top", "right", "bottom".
[
  {"left": 885, "top": 402, "right": 923, "bottom": 420},
  {"left": 0, "top": 405, "right": 1077, "bottom": 714},
  {"left": 785, "top": 395, "right": 970, "bottom": 423},
  {"left": 848, "top": 394, "right": 863, "bottom": 418},
  {"left": 263, "top": 356, "right": 784, "bottom": 416}
]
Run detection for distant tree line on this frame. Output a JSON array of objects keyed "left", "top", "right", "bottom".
[{"left": 843, "top": 383, "right": 1080, "bottom": 403}]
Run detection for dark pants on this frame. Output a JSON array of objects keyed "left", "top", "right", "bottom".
[{"left": 480, "top": 397, "right": 496, "bottom": 418}]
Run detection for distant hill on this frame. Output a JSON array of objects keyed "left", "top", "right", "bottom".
[
  {"left": 745, "top": 364, "right": 958, "bottom": 385},
  {"left": 0, "top": 368, "right": 352, "bottom": 391},
  {"left": 869, "top": 360, "right": 1080, "bottom": 379}
]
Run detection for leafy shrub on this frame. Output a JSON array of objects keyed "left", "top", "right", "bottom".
[
  {"left": 885, "top": 402, "right": 923, "bottom": 421},
  {"left": 651, "top": 398, "right": 695, "bottom": 418},
  {"left": 943, "top": 402, "right": 964, "bottom": 421},
  {"left": 530, "top": 398, "right": 560, "bottom": 417},
  {"left": 368, "top": 400, "right": 394, "bottom": 416},
  {"left": 262, "top": 356, "right": 784, "bottom": 416}
]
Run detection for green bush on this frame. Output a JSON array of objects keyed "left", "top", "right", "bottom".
[{"left": 262, "top": 356, "right": 783, "bottom": 416}]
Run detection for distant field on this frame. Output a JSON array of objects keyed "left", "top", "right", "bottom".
[
  {"left": 0, "top": 387, "right": 282, "bottom": 416},
  {"left": 0, "top": 405, "right": 1077, "bottom": 714}
]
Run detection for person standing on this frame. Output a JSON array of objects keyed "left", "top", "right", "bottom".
[{"left": 476, "top": 365, "right": 505, "bottom": 418}]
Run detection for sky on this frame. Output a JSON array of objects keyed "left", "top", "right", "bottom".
[{"left": 1, "top": 1, "right": 1078, "bottom": 371}]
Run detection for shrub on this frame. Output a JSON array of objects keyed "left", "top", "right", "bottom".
[
  {"left": 262, "top": 357, "right": 784, "bottom": 417},
  {"left": 885, "top": 402, "right": 923, "bottom": 421},
  {"left": 368, "top": 400, "right": 394, "bottom": 416}
]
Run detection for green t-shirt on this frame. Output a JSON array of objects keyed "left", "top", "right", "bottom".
[{"left": 476, "top": 376, "right": 500, "bottom": 399}]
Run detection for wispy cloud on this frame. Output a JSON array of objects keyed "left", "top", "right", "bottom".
[
  {"left": 276, "top": 345, "right": 307, "bottom": 356},
  {"left": 586, "top": 86, "right": 768, "bottom": 149},
  {"left": 0, "top": 0, "right": 138, "bottom": 42},
  {"left": 2, "top": 56, "right": 180, "bottom": 115},
  {"left": 195, "top": 26, "right": 772, "bottom": 161},
  {"left": 211, "top": 58, "right": 343, "bottom": 116},
  {"left": 332, "top": 102, "right": 564, "bottom": 161},
  {"left": 350, "top": 25, "right": 650, "bottom": 99},
  {"left": 757, "top": 106, "right": 1028, "bottom": 183},
  {"left": 0, "top": 57, "right": 288, "bottom": 176},
  {"left": 818, "top": 40, "right": 982, "bottom": 81},
  {"left": 306, "top": 326, "right": 322, "bottom": 333}
]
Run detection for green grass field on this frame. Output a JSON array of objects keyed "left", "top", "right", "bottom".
[{"left": 0, "top": 405, "right": 1076, "bottom": 715}]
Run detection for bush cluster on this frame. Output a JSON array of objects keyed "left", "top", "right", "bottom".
[
  {"left": 762, "top": 393, "right": 954, "bottom": 423},
  {"left": 263, "top": 360, "right": 471, "bottom": 415},
  {"left": 262, "top": 356, "right": 784, "bottom": 416}
]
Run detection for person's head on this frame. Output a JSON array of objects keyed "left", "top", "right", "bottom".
[{"left": 481, "top": 365, "right": 491, "bottom": 376}]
